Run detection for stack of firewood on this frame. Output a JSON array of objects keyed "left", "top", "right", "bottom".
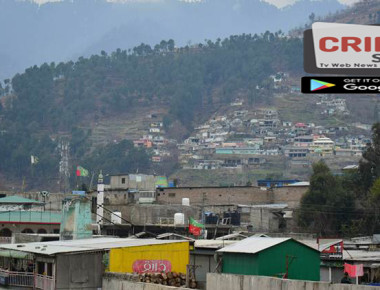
[{"left": 138, "top": 272, "right": 197, "bottom": 288}]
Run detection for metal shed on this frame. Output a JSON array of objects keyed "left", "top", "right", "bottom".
[
  {"left": 0, "top": 237, "right": 190, "bottom": 289},
  {"left": 217, "top": 237, "right": 320, "bottom": 281}
]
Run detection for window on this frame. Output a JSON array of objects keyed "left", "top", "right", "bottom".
[
  {"left": 0, "top": 228, "right": 11, "bottom": 237},
  {"left": 121, "top": 178, "right": 126, "bottom": 184},
  {"left": 140, "top": 192, "right": 154, "bottom": 198},
  {"left": 169, "top": 193, "right": 176, "bottom": 198},
  {"left": 47, "top": 263, "right": 53, "bottom": 276}
]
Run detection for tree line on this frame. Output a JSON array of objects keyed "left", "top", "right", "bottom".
[{"left": 298, "top": 123, "right": 380, "bottom": 237}]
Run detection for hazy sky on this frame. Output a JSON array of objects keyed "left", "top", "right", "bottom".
[
  {"left": 32, "top": 0, "right": 361, "bottom": 7},
  {"left": 262, "top": 0, "right": 360, "bottom": 8}
]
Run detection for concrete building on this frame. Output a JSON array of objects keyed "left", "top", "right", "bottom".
[
  {"left": 191, "top": 240, "right": 237, "bottom": 288},
  {"left": 0, "top": 211, "right": 61, "bottom": 238},
  {"left": 0, "top": 196, "right": 44, "bottom": 211},
  {"left": 311, "top": 137, "right": 335, "bottom": 155},
  {"left": 238, "top": 204, "right": 290, "bottom": 232},
  {"left": 108, "top": 174, "right": 168, "bottom": 193},
  {"left": 284, "top": 147, "right": 309, "bottom": 158},
  {"left": 293, "top": 135, "right": 314, "bottom": 147},
  {"left": 109, "top": 174, "right": 157, "bottom": 191},
  {"left": 155, "top": 185, "right": 308, "bottom": 208}
]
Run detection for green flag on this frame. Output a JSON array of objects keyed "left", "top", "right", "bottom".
[
  {"left": 76, "top": 166, "right": 89, "bottom": 177},
  {"left": 189, "top": 217, "right": 204, "bottom": 236}
]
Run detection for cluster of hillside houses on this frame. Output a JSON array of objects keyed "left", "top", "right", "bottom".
[
  {"left": 176, "top": 104, "right": 368, "bottom": 170},
  {"left": 129, "top": 95, "right": 369, "bottom": 172},
  {"left": 132, "top": 118, "right": 173, "bottom": 163}
]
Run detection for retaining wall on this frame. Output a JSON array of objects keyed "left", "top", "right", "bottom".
[{"left": 206, "top": 273, "right": 380, "bottom": 290}]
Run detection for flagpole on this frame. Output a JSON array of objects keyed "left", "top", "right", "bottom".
[
  {"left": 89, "top": 172, "right": 95, "bottom": 192},
  {"left": 76, "top": 171, "right": 79, "bottom": 190}
]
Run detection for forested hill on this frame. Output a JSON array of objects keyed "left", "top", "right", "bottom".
[
  {"left": 0, "top": 33, "right": 302, "bottom": 190},
  {"left": 290, "top": 0, "right": 380, "bottom": 37}
]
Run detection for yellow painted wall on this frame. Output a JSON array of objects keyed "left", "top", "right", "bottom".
[{"left": 109, "top": 242, "right": 189, "bottom": 273}]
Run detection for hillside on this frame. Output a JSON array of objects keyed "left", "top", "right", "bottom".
[
  {"left": 324, "top": 0, "right": 380, "bottom": 24},
  {"left": 0, "top": 33, "right": 302, "bottom": 190},
  {"left": 0, "top": 0, "right": 378, "bottom": 191},
  {"left": 290, "top": 0, "right": 380, "bottom": 37}
]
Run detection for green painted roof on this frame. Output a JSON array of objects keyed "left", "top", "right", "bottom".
[
  {"left": 0, "top": 211, "right": 61, "bottom": 224},
  {"left": 0, "top": 250, "right": 31, "bottom": 259},
  {"left": 0, "top": 196, "right": 43, "bottom": 204}
]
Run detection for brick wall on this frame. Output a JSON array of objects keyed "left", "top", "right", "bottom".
[{"left": 156, "top": 186, "right": 307, "bottom": 208}]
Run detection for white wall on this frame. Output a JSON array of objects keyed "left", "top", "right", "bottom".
[{"left": 207, "top": 273, "right": 380, "bottom": 290}]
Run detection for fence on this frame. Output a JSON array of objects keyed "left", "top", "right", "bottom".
[
  {"left": 0, "top": 269, "right": 54, "bottom": 289},
  {"left": 36, "top": 274, "right": 55, "bottom": 290},
  {"left": 8, "top": 271, "right": 34, "bottom": 287},
  {"left": 159, "top": 217, "right": 175, "bottom": 225},
  {"left": 0, "top": 237, "right": 12, "bottom": 244}
]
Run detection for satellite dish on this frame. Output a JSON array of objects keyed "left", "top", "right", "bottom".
[{"left": 40, "top": 191, "right": 49, "bottom": 197}]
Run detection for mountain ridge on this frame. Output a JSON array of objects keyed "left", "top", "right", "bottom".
[{"left": 0, "top": 0, "right": 345, "bottom": 79}]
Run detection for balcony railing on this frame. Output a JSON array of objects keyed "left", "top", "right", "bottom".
[
  {"left": 0, "top": 268, "right": 54, "bottom": 289},
  {"left": 0, "top": 237, "right": 12, "bottom": 244},
  {"left": 36, "top": 274, "right": 55, "bottom": 290},
  {"left": 8, "top": 271, "right": 34, "bottom": 287}
]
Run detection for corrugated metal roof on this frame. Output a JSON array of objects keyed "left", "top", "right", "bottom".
[
  {"left": 319, "top": 240, "right": 343, "bottom": 252},
  {"left": 237, "top": 204, "right": 288, "bottom": 209},
  {"left": 285, "top": 182, "right": 310, "bottom": 187},
  {"left": 0, "top": 211, "right": 61, "bottom": 224},
  {"left": 195, "top": 240, "right": 237, "bottom": 249},
  {"left": 217, "top": 237, "right": 319, "bottom": 254},
  {"left": 0, "top": 249, "right": 32, "bottom": 259},
  {"left": 0, "top": 196, "right": 43, "bottom": 204},
  {"left": 156, "top": 233, "right": 194, "bottom": 241},
  {"left": 215, "top": 233, "right": 249, "bottom": 240},
  {"left": 0, "top": 238, "right": 189, "bottom": 256},
  {"left": 217, "top": 237, "right": 291, "bottom": 254},
  {"left": 297, "top": 240, "right": 318, "bottom": 250},
  {"left": 343, "top": 250, "right": 380, "bottom": 261}
]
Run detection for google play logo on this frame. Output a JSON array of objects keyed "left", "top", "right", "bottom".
[{"left": 311, "top": 79, "right": 335, "bottom": 91}]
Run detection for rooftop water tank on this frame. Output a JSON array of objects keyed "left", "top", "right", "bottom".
[
  {"left": 174, "top": 213, "right": 185, "bottom": 225},
  {"left": 182, "top": 198, "right": 190, "bottom": 206},
  {"left": 111, "top": 211, "right": 122, "bottom": 224}
]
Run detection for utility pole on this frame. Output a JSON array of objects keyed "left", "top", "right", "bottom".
[
  {"left": 58, "top": 140, "right": 70, "bottom": 194},
  {"left": 201, "top": 193, "right": 207, "bottom": 225},
  {"left": 96, "top": 171, "right": 104, "bottom": 226}
]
